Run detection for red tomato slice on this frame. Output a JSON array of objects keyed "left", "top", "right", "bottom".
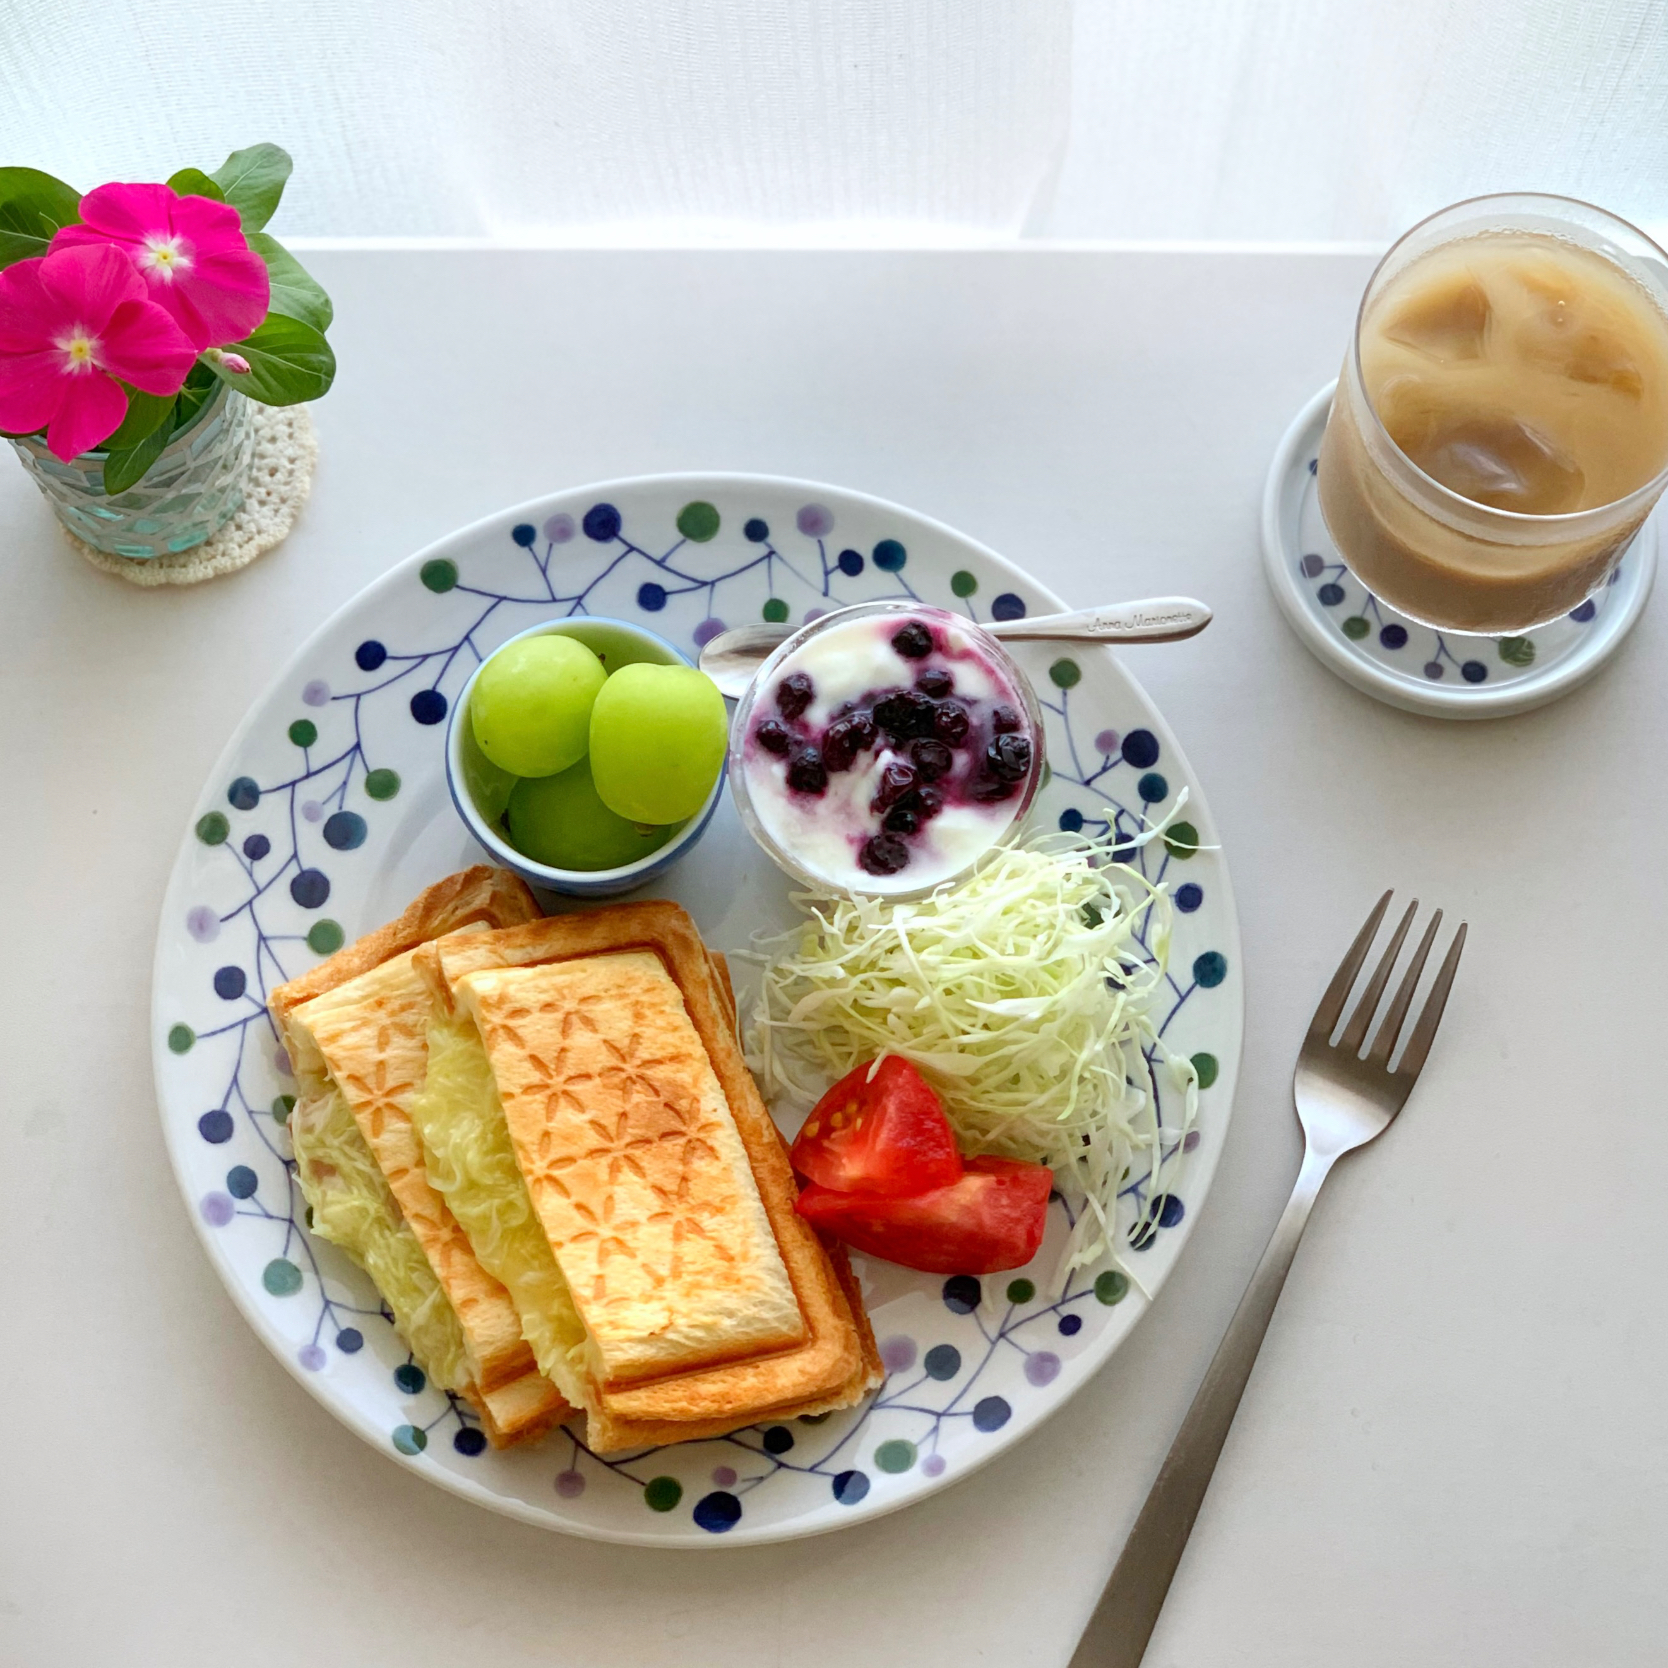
[
  {"left": 789, "top": 1056, "right": 963, "bottom": 1197},
  {"left": 795, "top": 1156, "right": 1053, "bottom": 1275}
]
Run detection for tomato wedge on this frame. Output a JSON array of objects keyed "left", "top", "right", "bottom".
[
  {"left": 789, "top": 1056, "right": 962, "bottom": 1197},
  {"left": 795, "top": 1156, "right": 1053, "bottom": 1275}
]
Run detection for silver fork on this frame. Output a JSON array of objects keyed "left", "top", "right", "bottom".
[{"left": 1069, "top": 892, "right": 1468, "bottom": 1668}]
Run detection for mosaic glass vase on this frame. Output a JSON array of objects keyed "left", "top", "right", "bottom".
[{"left": 9, "top": 383, "right": 254, "bottom": 559}]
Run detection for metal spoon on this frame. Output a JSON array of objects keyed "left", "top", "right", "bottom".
[{"left": 697, "top": 597, "right": 1212, "bottom": 699}]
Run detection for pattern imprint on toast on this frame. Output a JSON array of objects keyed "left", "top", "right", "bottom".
[
  {"left": 482, "top": 993, "right": 745, "bottom": 1308},
  {"left": 342, "top": 1029, "right": 420, "bottom": 1143}
]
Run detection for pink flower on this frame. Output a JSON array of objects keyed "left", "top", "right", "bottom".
[
  {"left": 53, "top": 182, "right": 269, "bottom": 352},
  {"left": 0, "top": 243, "right": 198, "bottom": 460}
]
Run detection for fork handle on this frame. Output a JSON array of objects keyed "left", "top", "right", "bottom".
[{"left": 1068, "top": 1147, "right": 1335, "bottom": 1668}]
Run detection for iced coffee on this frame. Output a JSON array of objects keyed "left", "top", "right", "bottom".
[{"left": 1318, "top": 196, "right": 1668, "bottom": 633}]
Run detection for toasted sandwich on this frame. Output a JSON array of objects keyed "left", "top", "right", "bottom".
[
  {"left": 269, "top": 867, "right": 571, "bottom": 1446},
  {"left": 411, "top": 900, "right": 881, "bottom": 1452}
]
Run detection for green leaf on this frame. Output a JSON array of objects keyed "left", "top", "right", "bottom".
[
  {"left": 101, "top": 420, "right": 172, "bottom": 494},
  {"left": 166, "top": 167, "right": 225, "bottom": 202},
  {"left": 171, "top": 385, "right": 213, "bottom": 435},
  {"left": 169, "top": 363, "right": 218, "bottom": 434},
  {"left": 247, "top": 231, "right": 332, "bottom": 331},
  {"left": 101, "top": 388, "right": 177, "bottom": 450},
  {"left": 209, "top": 143, "right": 292, "bottom": 232},
  {"left": 205, "top": 314, "right": 335, "bottom": 406},
  {"left": 0, "top": 166, "right": 82, "bottom": 268}
]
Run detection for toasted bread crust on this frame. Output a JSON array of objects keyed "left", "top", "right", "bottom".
[
  {"left": 584, "top": 1237, "right": 879, "bottom": 1450},
  {"left": 270, "top": 866, "right": 540, "bottom": 1030},
  {"left": 467, "top": 1368, "right": 570, "bottom": 1448}
]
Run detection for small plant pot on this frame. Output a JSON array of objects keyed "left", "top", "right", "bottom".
[{"left": 9, "top": 381, "right": 255, "bottom": 559}]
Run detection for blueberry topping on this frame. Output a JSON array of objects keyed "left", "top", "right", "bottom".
[
  {"left": 873, "top": 688, "right": 935, "bottom": 740},
  {"left": 910, "top": 739, "right": 953, "bottom": 781},
  {"left": 821, "top": 730, "right": 857, "bottom": 774},
  {"left": 786, "top": 746, "right": 828, "bottom": 795},
  {"left": 859, "top": 833, "right": 912, "bottom": 875},
  {"left": 754, "top": 630, "right": 1032, "bottom": 880},
  {"left": 891, "top": 622, "right": 934, "bottom": 659},
  {"left": 985, "top": 733, "right": 1032, "bottom": 783},
  {"left": 754, "top": 718, "right": 793, "bottom": 755},
  {"left": 776, "top": 672, "right": 815, "bottom": 721},
  {"left": 884, "top": 786, "right": 944, "bottom": 835},
  {"left": 821, "top": 713, "right": 877, "bottom": 773},
  {"left": 932, "top": 700, "right": 970, "bottom": 744},
  {"left": 871, "top": 760, "right": 918, "bottom": 810}
]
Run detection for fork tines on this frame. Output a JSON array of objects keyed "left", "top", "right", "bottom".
[{"left": 1308, "top": 890, "right": 1467, "bottom": 1073}]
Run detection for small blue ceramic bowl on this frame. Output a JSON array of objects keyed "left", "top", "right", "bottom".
[{"left": 444, "top": 615, "right": 727, "bottom": 898}]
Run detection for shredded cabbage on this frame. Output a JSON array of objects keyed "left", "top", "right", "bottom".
[
  {"left": 746, "top": 819, "right": 1198, "bottom": 1274},
  {"left": 289, "top": 1083, "right": 471, "bottom": 1390},
  {"left": 409, "top": 1016, "right": 590, "bottom": 1405}
]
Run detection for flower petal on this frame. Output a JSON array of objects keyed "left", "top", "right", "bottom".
[
  {"left": 0, "top": 347, "right": 68, "bottom": 435},
  {"left": 37, "top": 243, "right": 145, "bottom": 333},
  {"left": 44, "top": 370, "right": 127, "bottom": 460},
  {"left": 54, "top": 185, "right": 271, "bottom": 351},
  {"left": 144, "top": 284, "right": 202, "bottom": 352},
  {"left": 47, "top": 221, "right": 122, "bottom": 258},
  {"left": 0, "top": 256, "right": 66, "bottom": 349},
  {"left": 166, "top": 190, "right": 250, "bottom": 254},
  {"left": 74, "top": 181, "right": 180, "bottom": 247},
  {"left": 177, "top": 246, "right": 270, "bottom": 348},
  {"left": 100, "top": 297, "right": 196, "bottom": 396}
]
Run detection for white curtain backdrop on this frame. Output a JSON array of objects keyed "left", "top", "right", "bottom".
[
  {"left": 1, "top": 0, "right": 1662, "bottom": 243},
  {"left": 0, "top": 0, "right": 1072, "bottom": 240},
  {"left": 1052, "top": 0, "right": 1668, "bottom": 243}
]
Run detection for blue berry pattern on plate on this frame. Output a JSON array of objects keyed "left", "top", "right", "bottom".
[{"left": 155, "top": 476, "right": 1241, "bottom": 1546}]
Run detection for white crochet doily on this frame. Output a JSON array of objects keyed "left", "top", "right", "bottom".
[{"left": 68, "top": 403, "right": 317, "bottom": 587}]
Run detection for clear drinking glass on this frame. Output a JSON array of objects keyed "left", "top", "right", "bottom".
[{"left": 1316, "top": 193, "right": 1668, "bottom": 634}]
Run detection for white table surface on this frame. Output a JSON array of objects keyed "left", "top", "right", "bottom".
[{"left": 4, "top": 248, "right": 1664, "bottom": 1668}]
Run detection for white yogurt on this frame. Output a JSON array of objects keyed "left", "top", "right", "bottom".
[{"left": 737, "top": 611, "right": 1038, "bottom": 894}]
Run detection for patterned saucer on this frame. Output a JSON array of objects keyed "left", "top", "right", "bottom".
[
  {"left": 152, "top": 474, "right": 1243, "bottom": 1545},
  {"left": 1263, "top": 383, "right": 1658, "bottom": 719}
]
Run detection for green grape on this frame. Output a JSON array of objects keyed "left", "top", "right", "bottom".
[
  {"left": 470, "top": 634, "right": 607, "bottom": 777},
  {"left": 588, "top": 663, "right": 727, "bottom": 824},
  {"left": 458, "top": 714, "right": 518, "bottom": 823},
  {"left": 506, "top": 759, "right": 681, "bottom": 871}
]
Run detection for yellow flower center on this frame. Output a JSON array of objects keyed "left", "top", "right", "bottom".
[
  {"left": 139, "top": 234, "right": 192, "bottom": 283},
  {"left": 55, "top": 329, "right": 100, "bottom": 374}
]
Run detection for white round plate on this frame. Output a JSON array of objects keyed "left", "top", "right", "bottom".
[
  {"left": 1263, "top": 382, "right": 1657, "bottom": 719},
  {"left": 153, "top": 474, "right": 1243, "bottom": 1545}
]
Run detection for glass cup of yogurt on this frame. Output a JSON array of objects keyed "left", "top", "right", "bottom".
[{"left": 729, "top": 601, "right": 1046, "bottom": 896}]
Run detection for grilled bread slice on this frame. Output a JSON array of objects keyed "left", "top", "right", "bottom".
[
  {"left": 415, "top": 900, "right": 881, "bottom": 1452},
  {"left": 270, "top": 866, "right": 570, "bottom": 1445}
]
